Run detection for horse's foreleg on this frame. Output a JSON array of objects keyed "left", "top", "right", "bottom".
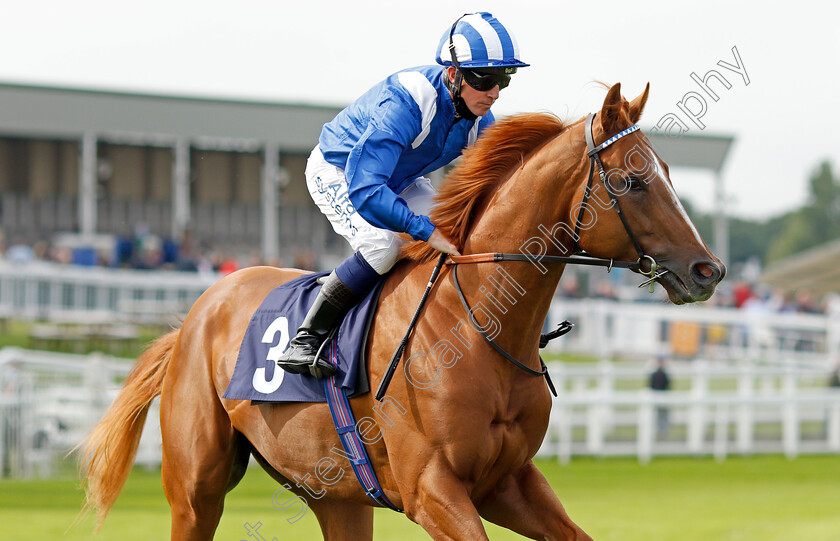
[
  {"left": 402, "top": 460, "right": 490, "bottom": 541},
  {"left": 309, "top": 498, "right": 373, "bottom": 541},
  {"left": 477, "top": 461, "right": 592, "bottom": 541}
]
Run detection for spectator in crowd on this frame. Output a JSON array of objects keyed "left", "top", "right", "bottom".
[
  {"left": 650, "top": 355, "right": 672, "bottom": 435},
  {"left": 292, "top": 250, "right": 316, "bottom": 271},
  {"left": 793, "top": 289, "right": 821, "bottom": 314},
  {"left": 593, "top": 280, "right": 617, "bottom": 301},
  {"left": 558, "top": 274, "right": 583, "bottom": 299},
  {"left": 732, "top": 281, "right": 754, "bottom": 309},
  {"left": 5, "top": 237, "right": 34, "bottom": 263},
  {"left": 216, "top": 253, "right": 239, "bottom": 276}
]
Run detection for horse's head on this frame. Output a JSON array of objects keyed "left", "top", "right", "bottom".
[{"left": 574, "top": 83, "right": 725, "bottom": 303}]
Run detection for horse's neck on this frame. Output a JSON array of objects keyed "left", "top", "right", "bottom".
[
  {"left": 467, "top": 126, "right": 583, "bottom": 255},
  {"left": 458, "top": 130, "right": 585, "bottom": 352}
]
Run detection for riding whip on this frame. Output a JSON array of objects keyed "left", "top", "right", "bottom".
[{"left": 374, "top": 253, "right": 447, "bottom": 401}]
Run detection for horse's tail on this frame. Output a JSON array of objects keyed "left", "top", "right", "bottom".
[{"left": 78, "top": 329, "right": 179, "bottom": 531}]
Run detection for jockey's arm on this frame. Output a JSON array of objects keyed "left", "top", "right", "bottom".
[{"left": 344, "top": 102, "right": 436, "bottom": 242}]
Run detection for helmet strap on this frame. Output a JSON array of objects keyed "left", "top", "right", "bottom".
[
  {"left": 444, "top": 69, "right": 477, "bottom": 121},
  {"left": 446, "top": 13, "right": 479, "bottom": 121}
]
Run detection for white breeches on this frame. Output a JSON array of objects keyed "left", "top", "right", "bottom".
[{"left": 305, "top": 146, "right": 436, "bottom": 274}]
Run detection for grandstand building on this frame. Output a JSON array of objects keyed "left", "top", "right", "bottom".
[
  {"left": 0, "top": 81, "right": 731, "bottom": 273},
  {"left": 0, "top": 82, "right": 351, "bottom": 266}
]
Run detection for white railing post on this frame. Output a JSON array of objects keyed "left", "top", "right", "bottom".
[
  {"left": 746, "top": 314, "right": 761, "bottom": 361},
  {"left": 736, "top": 363, "right": 755, "bottom": 454},
  {"left": 688, "top": 360, "right": 708, "bottom": 454},
  {"left": 826, "top": 296, "right": 840, "bottom": 365},
  {"left": 550, "top": 364, "right": 574, "bottom": 464},
  {"left": 782, "top": 365, "right": 799, "bottom": 459},
  {"left": 713, "top": 401, "right": 729, "bottom": 462},
  {"left": 828, "top": 396, "right": 840, "bottom": 452},
  {"left": 557, "top": 403, "right": 573, "bottom": 465},
  {"left": 637, "top": 390, "right": 654, "bottom": 464},
  {"left": 599, "top": 360, "right": 615, "bottom": 433},
  {"left": 586, "top": 398, "right": 604, "bottom": 457},
  {"left": 593, "top": 301, "right": 610, "bottom": 359},
  {"left": 585, "top": 360, "right": 613, "bottom": 457}
]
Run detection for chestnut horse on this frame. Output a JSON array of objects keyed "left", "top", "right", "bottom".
[{"left": 80, "top": 83, "right": 724, "bottom": 540}]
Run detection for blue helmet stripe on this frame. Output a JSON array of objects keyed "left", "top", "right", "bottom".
[
  {"left": 458, "top": 22, "right": 488, "bottom": 61},
  {"left": 487, "top": 17, "right": 516, "bottom": 61}
]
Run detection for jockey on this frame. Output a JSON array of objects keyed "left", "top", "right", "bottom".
[{"left": 277, "top": 12, "right": 529, "bottom": 377}]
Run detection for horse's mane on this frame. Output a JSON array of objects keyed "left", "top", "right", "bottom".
[{"left": 403, "top": 113, "right": 567, "bottom": 262}]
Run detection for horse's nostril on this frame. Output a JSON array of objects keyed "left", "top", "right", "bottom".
[{"left": 691, "top": 261, "right": 721, "bottom": 285}]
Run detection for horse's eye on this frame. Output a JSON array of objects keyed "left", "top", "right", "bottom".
[
  {"left": 606, "top": 173, "right": 645, "bottom": 195},
  {"left": 627, "top": 176, "right": 644, "bottom": 192}
]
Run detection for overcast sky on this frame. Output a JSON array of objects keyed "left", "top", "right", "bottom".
[{"left": 2, "top": 0, "right": 838, "bottom": 220}]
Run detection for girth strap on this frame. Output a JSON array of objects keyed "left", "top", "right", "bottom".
[{"left": 323, "top": 340, "right": 403, "bottom": 512}]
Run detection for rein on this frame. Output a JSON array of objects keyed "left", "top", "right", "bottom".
[{"left": 375, "top": 115, "right": 665, "bottom": 400}]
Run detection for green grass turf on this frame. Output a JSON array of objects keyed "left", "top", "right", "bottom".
[{"left": 2, "top": 455, "right": 839, "bottom": 540}]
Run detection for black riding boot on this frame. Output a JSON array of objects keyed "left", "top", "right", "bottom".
[{"left": 276, "top": 271, "right": 357, "bottom": 378}]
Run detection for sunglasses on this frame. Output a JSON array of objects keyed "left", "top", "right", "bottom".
[{"left": 461, "top": 69, "right": 511, "bottom": 91}]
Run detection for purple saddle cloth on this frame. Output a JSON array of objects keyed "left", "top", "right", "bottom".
[{"left": 223, "top": 272, "right": 384, "bottom": 403}]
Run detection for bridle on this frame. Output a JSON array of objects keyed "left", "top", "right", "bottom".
[
  {"left": 576, "top": 113, "right": 666, "bottom": 285},
  {"left": 447, "top": 113, "right": 667, "bottom": 283},
  {"left": 376, "top": 114, "right": 670, "bottom": 400},
  {"left": 447, "top": 114, "right": 668, "bottom": 384}
]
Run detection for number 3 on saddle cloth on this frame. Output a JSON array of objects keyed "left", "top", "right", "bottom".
[
  {"left": 224, "top": 272, "right": 384, "bottom": 403},
  {"left": 224, "top": 272, "right": 401, "bottom": 511}
]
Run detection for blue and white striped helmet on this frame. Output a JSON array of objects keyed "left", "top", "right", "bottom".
[{"left": 435, "top": 12, "right": 529, "bottom": 69}]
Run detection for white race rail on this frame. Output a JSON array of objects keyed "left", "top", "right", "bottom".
[
  {"left": 0, "top": 347, "right": 159, "bottom": 478},
  {"left": 0, "top": 259, "right": 218, "bottom": 324},
  {"left": 548, "top": 297, "right": 840, "bottom": 365},
  {"left": 538, "top": 360, "right": 840, "bottom": 463}
]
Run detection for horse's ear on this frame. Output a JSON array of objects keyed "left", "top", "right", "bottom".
[
  {"left": 599, "top": 82, "right": 625, "bottom": 134},
  {"left": 628, "top": 83, "right": 650, "bottom": 124}
]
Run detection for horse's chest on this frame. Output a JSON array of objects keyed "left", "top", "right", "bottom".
[
  {"left": 470, "top": 395, "right": 551, "bottom": 476},
  {"left": 486, "top": 419, "right": 531, "bottom": 459}
]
